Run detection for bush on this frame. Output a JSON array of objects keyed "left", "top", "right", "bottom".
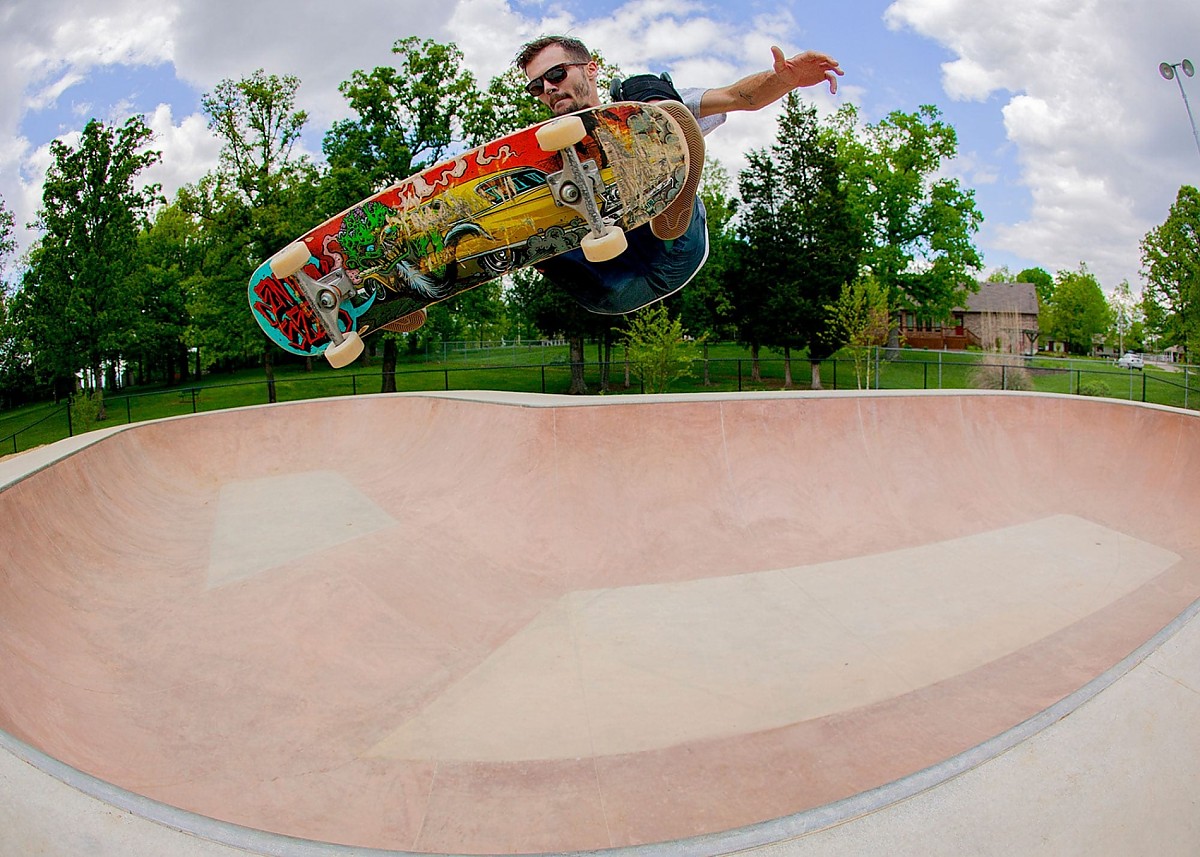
[
  {"left": 622, "top": 305, "right": 698, "bottom": 394},
  {"left": 69, "top": 390, "right": 106, "bottom": 433},
  {"left": 1077, "top": 379, "right": 1111, "bottom": 397},
  {"left": 969, "top": 357, "right": 1033, "bottom": 391}
]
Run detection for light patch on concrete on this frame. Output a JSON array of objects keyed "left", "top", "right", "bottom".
[
  {"left": 369, "top": 514, "right": 1180, "bottom": 762},
  {"left": 207, "top": 470, "right": 395, "bottom": 588}
]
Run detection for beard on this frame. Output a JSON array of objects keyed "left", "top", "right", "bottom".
[{"left": 549, "top": 80, "right": 593, "bottom": 115}]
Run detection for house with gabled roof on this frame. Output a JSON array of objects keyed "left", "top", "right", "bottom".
[{"left": 898, "top": 281, "right": 1040, "bottom": 354}]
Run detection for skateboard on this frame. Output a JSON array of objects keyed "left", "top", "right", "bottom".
[{"left": 248, "top": 101, "right": 703, "bottom": 367}]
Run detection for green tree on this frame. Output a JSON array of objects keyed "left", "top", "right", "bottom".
[
  {"left": 1141, "top": 185, "right": 1200, "bottom": 360},
  {"left": 324, "top": 38, "right": 483, "bottom": 207},
  {"left": 0, "top": 194, "right": 13, "bottom": 270},
  {"left": 198, "top": 69, "right": 319, "bottom": 387},
  {"left": 1141, "top": 287, "right": 1168, "bottom": 354},
  {"left": 20, "top": 116, "right": 162, "bottom": 416},
  {"left": 175, "top": 175, "right": 269, "bottom": 374},
  {"left": 832, "top": 104, "right": 984, "bottom": 333},
  {"left": 828, "top": 276, "right": 891, "bottom": 389},
  {"left": 128, "top": 204, "right": 204, "bottom": 384},
  {"left": 621, "top": 303, "right": 697, "bottom": 393},
  {"left": 509, "top": 267, "right": 597, "bottom": 393},
  {"left": 466, "top": 65, "right": 551, "bottom": 146},
  {"left": 680, "top": 157, "right": 738, "bottom": 383},
  {"left": 1108, "top": 279, "right": 1143, "bottom": 354},
  {"left": 735, "top": 96, "right": 863, "bottom": 388},
  {"left": 0, "top": 194, "right": 35, "bottom": 407},
  {"left": 324, "top": 38, "right": 497, "bottom": 383},
  {"left": 1043, "top": 264, "right": 1111, "bottom": 354},
  {"left": 1017, "top": 266, "right": 1054, "bottom": 307}
]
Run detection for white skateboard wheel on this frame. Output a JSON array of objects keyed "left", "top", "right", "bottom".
[
  {"left": 536, "top": 115, "right": 587, "bottom": 151},
  {"left": 324, "top": 332, "right": 364, "bottom": 368},
  {"left": 581, "top": 226, "right": 628, "bottom": 262},
  {"left": 269, "top": 242, "right": 310, "bottom": 279}
]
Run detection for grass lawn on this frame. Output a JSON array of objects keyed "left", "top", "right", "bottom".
[{"left": 3, "top": 344, "right": 1197, "bottom": 454}]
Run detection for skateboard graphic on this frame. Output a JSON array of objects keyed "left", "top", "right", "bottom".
[{"left": 249, "top": 101, "right": 703, "bottom": 367}]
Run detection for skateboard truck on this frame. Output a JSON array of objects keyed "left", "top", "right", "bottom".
[
  {"left": 269, "top": 243, "right": 365, "bottom": 368},
  {"left": 536, "top": 116, "right": 628, "bottom": 262}
]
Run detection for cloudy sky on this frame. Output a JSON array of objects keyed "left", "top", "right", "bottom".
[{"left": 1, "top": 0, "right": 1198, "bottom": 295}]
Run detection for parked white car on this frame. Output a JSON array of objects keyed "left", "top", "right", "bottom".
[{"left": 1116, "top": 352, "right": 1145, "bottom": 370}]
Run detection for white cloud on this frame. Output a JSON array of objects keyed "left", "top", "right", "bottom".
[
  {"left": 885, "top": 0, "right": 1200, "bottom": 291},
  {"left": 142, "top": 104, "right": 222, "bottom": 202}
]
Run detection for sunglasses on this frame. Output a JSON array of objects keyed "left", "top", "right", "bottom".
[{"left": 525, "top": 62, "right": 588, "bottom": 96}]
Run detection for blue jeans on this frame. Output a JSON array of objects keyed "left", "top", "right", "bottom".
[{"left": 535, "top": 199, "right": 710, "bottom": 315}]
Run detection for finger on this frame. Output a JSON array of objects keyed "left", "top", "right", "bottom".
[
  {"left": 827, "top": 70, "right": 839, "bottom": 94},
  {"left": 771, "top": 45, "right": 786, "bottom": 70}
]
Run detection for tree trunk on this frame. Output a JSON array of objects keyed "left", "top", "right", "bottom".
[
  {"left": 264, "top": 347, "right": 277, "bottom": 404},
  {"left": 92, "top": 361, "right": 107, "bottom": 421},
  {"left": 381, "top": 338, "right": 398, "bottom": 393},
  {"left": 597, "top": 338, "right": 609, "bottom": 393},
  {"left": 783, "top": 346, "right": 793, "bottom": 389},
  {"left": 568, "top": 335, "right": 587, "bottom": 394},
  {"left": 810, "top": 360, "right": 823, "bottom": 390},
  {"left": 751, "top": 343, "right": 762, "bottom": 383}
]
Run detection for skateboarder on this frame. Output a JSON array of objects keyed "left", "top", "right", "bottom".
[{"left": 516, "top": 36, "right": 843, "bottom": 314}]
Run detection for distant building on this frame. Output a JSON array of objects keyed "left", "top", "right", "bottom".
[{"left": 898, "top": 281, "right": 1040, "bottom": 354}]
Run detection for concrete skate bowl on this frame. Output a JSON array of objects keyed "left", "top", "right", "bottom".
[{"left": 2, "top": 390, "right": 1200, "bottom": 857}]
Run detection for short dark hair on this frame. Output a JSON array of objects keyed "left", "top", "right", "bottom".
[{"left": 515, "top": 35, "right": 592, "bottom": 71}]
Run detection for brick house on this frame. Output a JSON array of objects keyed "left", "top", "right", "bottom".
[{"left": 898, "top": 281, "right": 1040, "bottom": 354}]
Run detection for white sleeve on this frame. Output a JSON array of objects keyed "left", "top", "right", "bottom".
[{"left": 680, "top": 87, "right": 727, "bottom": 136}]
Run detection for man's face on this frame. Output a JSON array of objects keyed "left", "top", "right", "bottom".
[{"left": 524, "top": 45, "right": 598, "bottom": 116}]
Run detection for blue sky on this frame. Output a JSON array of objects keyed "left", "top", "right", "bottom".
[{"left": 2, "top": 0, "right": 1198, "bottom": 296}]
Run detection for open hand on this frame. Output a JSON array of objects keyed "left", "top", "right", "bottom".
[{"left": 772, "top": 46, "right": 843, "bottom": 94}]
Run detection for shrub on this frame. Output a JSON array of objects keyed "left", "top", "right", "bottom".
[{"left": 969, "top": 356, "right": 1033, "bottom": 391}]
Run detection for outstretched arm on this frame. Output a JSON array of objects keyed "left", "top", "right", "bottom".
[{"left": 699, "top": 47, "right": 843, "bottom": 117}]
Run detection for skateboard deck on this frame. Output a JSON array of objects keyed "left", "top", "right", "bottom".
[{"left": 248, "top": 101, "right": 701, "bottom": 367}]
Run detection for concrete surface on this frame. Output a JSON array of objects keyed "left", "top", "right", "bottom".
[{"left": 1, "top": 390, "right": 1198, "bottom": 855}]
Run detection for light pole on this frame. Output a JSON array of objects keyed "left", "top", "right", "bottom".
[{"left": 1159, "top": 59, "right": 1200, "bottom": 160}]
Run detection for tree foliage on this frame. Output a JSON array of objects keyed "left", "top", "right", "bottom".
[
  {"left": 1141, "top": 184, "right": 1200, "bottom": 359},
  {"left": 832, "top": 104, "right": 983, "bottom": 325},
  {"left": 0, "top": 194, "right": 14, "bottom": 274},
  {"left": 828, "top": 276, "right": 891, "bottom": 389},
  {"left": 325, "top": 38, "right": 484, "bottom": 207},
  {"left": 18, "top": 117, "right": 162, "bottom": 407},
  {"left": 622, "top": 303, "right": 697, "bottom": 393},
  {"left": 734, "top": 95, "right": 862, "bottom": 387},
  {"left": 1042, "top": 264, "right": 1111, "bottom": 354},
  {"left": 202, "top": 69, "right": 308, "bottom": 210}
]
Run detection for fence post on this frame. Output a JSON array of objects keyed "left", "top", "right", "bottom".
[
  {"left": 737, "top": 359, "right": 743, "bottom": 392},
  {"left": 444, "top": 368, "right": 450, "bottom": 390},
  {"left": 66, "top": 400, "right": 74, "bottom": 437},
  {"left": 125, "top": 397, "right": 132, "bottom": 424},
  {"left": 541, "top": 365, "right": 546, "bottom": 394}
]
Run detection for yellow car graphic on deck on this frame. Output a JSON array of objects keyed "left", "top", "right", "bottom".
[{"left": 436, "top": 164, "right": 623, "bottom": 275}]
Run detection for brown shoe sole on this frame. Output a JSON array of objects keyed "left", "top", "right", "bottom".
[
  {"left": 650, "top": 101, "right": 706, "bottom": 241},
  {"left": 382, "top": 309, "right": 427, "bottom": 334}
]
